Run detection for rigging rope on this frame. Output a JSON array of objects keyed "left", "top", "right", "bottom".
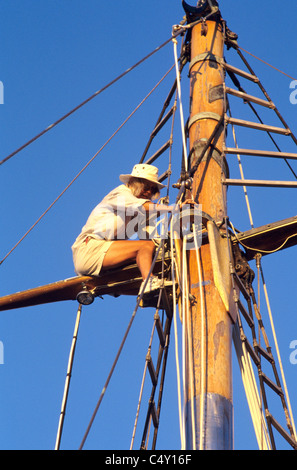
[
  {"left": 74, "top": 70, "right": 188, "bottom": 445},
  {"left": 170, "top": 194, "right": 186, "bottom": 450},
  {"left": 130, "top": 237, "right": 171, "bottom": 450},
  {"left": 56, "top": 55, "right": 181, "bottom": 449},
  {"left": 226, "top": 49, "right": 297, "bottom": 181},
  {"left": 238, "top": 45, "right": 297, "bottom": 82},
  {"left": 171, "top": 238, "right": 185, "bottom": 449},
  {"left": 169, "top": 201, "right": 208, "bottom": 450},
  {"left": 78, "top": 242, "right": 163, "bottom": 450},
  {"left": 55, "top": 303, "right": 82, "bottom": 450},
  {"left": 75, "top": 30, "right": 297, "bottom": 452},
  {"left": 0, "top": 65, "right": 174, "bottom": 268},
  {"left": 193, "top": 226, "right": 206, "bottom": 451},
  {"left": 60, "top": 37, "right": 185, "bottom": 448},
  {"left": 228, "top": 110, "right": 254, "bottom": 228},
  {"left": 230, "top": 220, "right": 297, "bottom": 256},
  {"left": 239, "top": 49, "right": 297, "bottom": 162},
  {"left": 181, "top": 235, "right": 192, "bottom": 448},
  {"left": 129, "top": 289, "right": 161, "bottom": 450},
  {"left": 226, "top": 54, "right": 271, "bottom": 449},
  {"left": 0, "top": 38, "right": 175, "bottom": 167},
  {"left": 228, "top": 94, "right": 297, "bottom": 445},
  {"left": 172, "top": 35, "right": 188, "bottom": 173},
  {"left": 5, "top": 9, "right": 297, "bottom": 449},
  {"left": 182, "top": 233, "right": 197, "bottom": 450},
  {"left": 259, "top": 259, "right": 297, "bottom": 440},
  {"left": 232, "top": 321, "right": 271, "bottom": 450},
  {"left": 1, "top": 11, "right": 218, "bottom": 168},
  {"left": 224, "top": 35, "right": 297, "bottom": 444}
]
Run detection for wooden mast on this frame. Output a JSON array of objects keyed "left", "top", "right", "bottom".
[{"left": 183, "top": 1, "right": 233, "bottom": 449}]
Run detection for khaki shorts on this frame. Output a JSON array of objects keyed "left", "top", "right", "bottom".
[{"left": 73, "top": 238, "right": 114, "bottom": 276}]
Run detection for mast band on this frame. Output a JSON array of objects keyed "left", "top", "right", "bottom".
[
  {"left": 188, "top": 112, "right": 221, "bottom": 130},
  {"left": 189, "top": 52, "right": 224, "bottom": 71}
]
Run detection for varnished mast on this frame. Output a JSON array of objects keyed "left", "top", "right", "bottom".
[
  {"left": 183, "top": 1, "right": 233, "bottom": 449},
  {"left": 2, "top": 0, "right": 297, "bottom": 451}
]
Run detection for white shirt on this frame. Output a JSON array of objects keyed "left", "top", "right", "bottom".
[{"left": 72, "top": 184, "right": 150, "bottom": 251}]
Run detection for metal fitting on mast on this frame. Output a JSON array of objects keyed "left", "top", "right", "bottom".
[{"left": 182, "top": 0, "right": 219, "bottom": 22}]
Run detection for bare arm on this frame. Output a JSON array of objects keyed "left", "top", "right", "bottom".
[
  {"left": 142, "top": 199, "right": 194, "bottom": 214},
  {"left": 142, "top": 201, "right": 175, "bottom": 214}
]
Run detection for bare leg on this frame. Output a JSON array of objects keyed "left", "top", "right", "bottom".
[{"left": 102, "top": 240, "right": 155, "bottom": 280}]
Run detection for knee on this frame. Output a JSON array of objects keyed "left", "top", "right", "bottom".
[
  {"left": 139, "top": 240, "right": 155, "bottom": 253},
  {"left": 147, "top": 240, "right": 156, "bottom": 252}
]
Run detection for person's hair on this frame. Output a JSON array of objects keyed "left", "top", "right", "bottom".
[{"left": 127, "top": 177, "right": 160, "bottom": 200}]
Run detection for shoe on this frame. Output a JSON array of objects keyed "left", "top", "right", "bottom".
[{"left": 139, "top": 276, "right": 173, "bottom": 296}]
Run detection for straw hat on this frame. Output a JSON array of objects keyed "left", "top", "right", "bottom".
[{"left": 119, "top": 164, "right": 165, "bottom": 189}]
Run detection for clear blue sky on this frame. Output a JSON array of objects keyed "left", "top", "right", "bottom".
[{"left": 1, "top": 0, "right": 297, "bottom": 450}]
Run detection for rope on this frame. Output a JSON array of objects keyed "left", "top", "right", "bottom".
[
  {"left": 130, "top": 303, "right": 159, "bottom": 450},
  {"left": 55, "top": 303, "right": 82, "bottom": 450},
  {"left": 232, "top": 322, "right": 271, "bottom": 450},
  {"left": 0, "top": 16, "right": 214, "bottom": 264},
  {"left": 171, "top": 237, "right": 185, "bottom": 449},
  {"left": 230, "top": 220, "right": 297, "bottom": 256},
  {"left": 169, "top": 207, "right": 207, "bottom": 450},
  {"left": 78, "top": 242, "right": 163, "bottom": 450},
  {"left": 237, "top": 45, "right": 297, "bottom": 82},
  {"left": 130, "top": 238, "right": 171, "bottom": 450},
  {"left": 172, "top": 35, "right": 188, "bottom": 173},
  {"left": 193, "top": 226, "right": 206, "bottom": 450},
  {"left": 229, "top": 221, "right": 297, "bottom": 445},
  {"left": 80, "top": 77, "right": 179, "bottom": 448},
  {"left": 181, "top": 239, "right": 187, "bottom": 447},
  {"left": 236, "top": 47, "right": 297, "bottom": 163},
  {"left": 172, "top": 8, "right": 219, "bottom": 36},
  {"left": 1, "top": 12, "right": 213, "bottom": 168},
  {"left": 227, "top": 55, "right": 296, "bottom": 439},
  {"left": 227, "top": 81, "right": 297, "bottom": 444},
  {"left": 181, "top": 235, "right": 196, "bottom": 449},
  {"left": 165, "top": 90, "right": 178, "bottom": 198},
  {"left": 170, "top": 193, "right": 186, "bottom": 450},
  {"left": 78, "top": 304, "right": 138, "bottom": 449},
  {"left": 0, "top": 65, "right": 174, "bottom": 267},
  {"left": 228, "top": 109, "right": 254, "bottom": 228},
  {"left": 185, "top": 239, "right": 195, "bottom": 448},
  {"left": 225, "top": 220, "right": 271, "bottom": 450},
  {"left": 259, "top": 260, "right": 297, "bottom": 440},
  {"left": 226, "top": 49, "right": 297, "bottom": 181},
  {"left": 0, "top": 38, "right": 175, "bottom": 167}
]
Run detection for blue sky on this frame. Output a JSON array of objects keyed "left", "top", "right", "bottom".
[{"left": 1, "top": 0, "right": 297, "bottom": 450}]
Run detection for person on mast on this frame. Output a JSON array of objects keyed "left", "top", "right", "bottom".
[{"left": 71, "top": 164, "right": 176, "bottom": 295}]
